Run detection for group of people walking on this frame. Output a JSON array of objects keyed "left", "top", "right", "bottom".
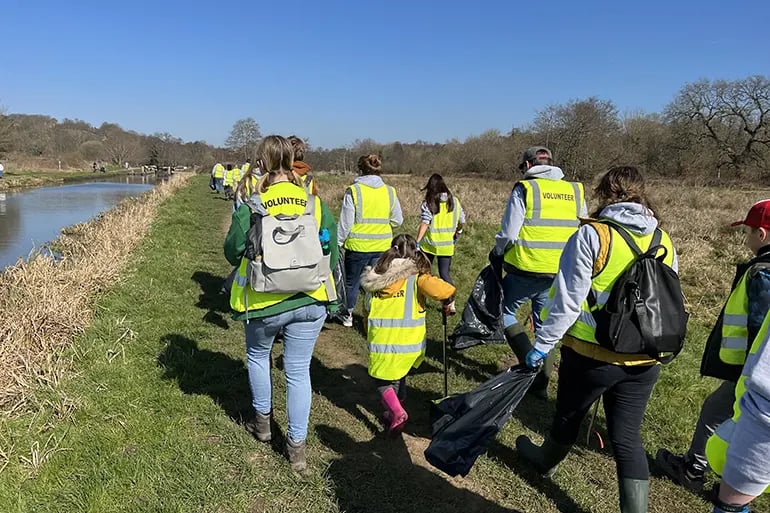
[{"left": 221, "top": 137, "right": 768, "bottom": 513}]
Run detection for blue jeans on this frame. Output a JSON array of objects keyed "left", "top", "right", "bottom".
[
  {"left": 215, "top": 177, "right": 223, "bottom": 193},
  {"left": 502, "top": 272, "right": 553, "bottom": 331},
  {"left": 343, "top": 250, "right": 382, "bottom": 313},
  {"left": 244, "top": 303, "right": 326, "bottom": 442}
]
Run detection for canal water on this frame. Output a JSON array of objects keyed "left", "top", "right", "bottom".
[{"left": 0, "top": 175, "right": 159, "bottom": 270}]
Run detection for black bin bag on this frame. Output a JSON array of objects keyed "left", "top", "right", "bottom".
[
  {"left": 450, "top": 265, "right": 506, "bottom": 350},
  {"left": 424, "top": 365, "right": 538, "bottom": 477}
]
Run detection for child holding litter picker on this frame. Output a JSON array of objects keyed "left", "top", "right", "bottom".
[{"left": 361, "top": 234, "right": 455, "bottom": 435}]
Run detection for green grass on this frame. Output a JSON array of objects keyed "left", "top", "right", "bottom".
[{"left": 0, "top": 174, "right": 767, "bottom": 512}]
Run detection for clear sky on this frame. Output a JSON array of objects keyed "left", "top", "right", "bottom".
[{"left": 3, "top": 0, "right": 769, "bottom": 149}]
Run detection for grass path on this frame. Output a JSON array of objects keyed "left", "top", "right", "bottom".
[{"left": 0, "top": 175, "right": 765, "bottom": 512}]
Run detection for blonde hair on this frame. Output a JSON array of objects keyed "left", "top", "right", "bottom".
[
  {"left": 358, "top": 153, "right": 382, "bottom": 175},
  {"left": 253, "top": 135, "right": 302, "bottom": 194},
  {"left": 288, "top": 135, "right": 306, "bottom": 162}
]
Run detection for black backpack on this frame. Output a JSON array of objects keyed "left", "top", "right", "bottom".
[{"left": 589, "top": 223, "right": 688, "bottom": 363}]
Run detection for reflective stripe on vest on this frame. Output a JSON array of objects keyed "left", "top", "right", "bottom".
[
  {"left": 706, "top": 310, "right": 770, "bottom": 495},
  {"left": 229, "top": 182, "right": 330, "bottom": 313},
  {"left": 721, "top": 274, "right": 750, "bottom": 365},
  {"left": 422, "top": 198, "right": 461, "bottom": 257},
  {"left": 559, "top": 223, "right": 676, "bottom": 345},
  {"left": 505, "top": 179, "right": 584, "bottom": 274},
  {"left": 367, "top": 275, "right": 427, "bottom": 381},
  {"left": 344, "top": 183, "right": 395, "bottom": 252}
]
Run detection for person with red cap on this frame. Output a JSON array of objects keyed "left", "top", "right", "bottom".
[{"left": 657, "top": 199, "right": 770, "bottom": 494}]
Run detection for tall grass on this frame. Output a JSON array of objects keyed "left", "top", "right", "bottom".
[{"left": 0, "top": 175, "right": 189, "bottom": 414}]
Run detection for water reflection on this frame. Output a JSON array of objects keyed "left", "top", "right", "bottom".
[{"left": 0, "top": 175, "right": 156, "bottom": 269}]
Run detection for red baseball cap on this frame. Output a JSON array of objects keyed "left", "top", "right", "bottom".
[{"left": 731, "top": 200, "right": 770, "bottom": 229}]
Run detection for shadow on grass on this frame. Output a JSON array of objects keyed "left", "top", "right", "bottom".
[
  {"left": 311, "top": 357, "right": 444, "bottom": 439},
  {"left": 191, "top": 270, "right": 232, "bottom": 329},
  {"left": 489, "top": 442, "right": 593, "bottom": 513},
  {"left": 317, "top": 424, "right": 523, "bottom": 513}
]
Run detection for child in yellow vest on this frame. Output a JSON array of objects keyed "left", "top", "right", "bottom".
[{"left": 361, "top": 234, "right": 455, "bottom": 434}]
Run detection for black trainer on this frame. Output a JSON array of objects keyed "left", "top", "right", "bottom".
[{"left": 655, "top": 448, "right": 705, "bottom": 493}]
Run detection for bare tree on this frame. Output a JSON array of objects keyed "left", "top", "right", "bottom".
[
  {"left": 0, "top": 107, "right": 14, "bottom": 156},
  {"left": 666, "top": 75, "right": 770, "bottom": 177},
  {"left": 225, "top": 118, "right": 262, "bottom": 160}
]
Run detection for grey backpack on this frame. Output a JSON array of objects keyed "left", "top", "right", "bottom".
[{"left": 244, "top": 194, "right": 331, "bottom": 295}]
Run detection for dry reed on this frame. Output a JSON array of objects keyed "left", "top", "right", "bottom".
[{"left": 0, "top": 175, "right": 189, "bottom": 413}]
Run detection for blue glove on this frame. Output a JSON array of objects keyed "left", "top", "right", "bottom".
[{"left": 525, "top": 348, "right": 548, "bottom": 369}]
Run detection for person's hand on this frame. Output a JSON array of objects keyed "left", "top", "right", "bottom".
[
  {"left": 453, "top": 229, "right": 462, "bottom": 241},
  {"left": 442, "top": 300, "right": 456, "bottom": 317},
  {"left": 525, "top": 348, "right": 548, "bottom": 369}
]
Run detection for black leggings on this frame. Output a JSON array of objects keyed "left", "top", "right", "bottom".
[
  {"left": 424, "top": 253, "right": 454, "bottom": 286},
  {"left": 551, "top": 347, "right": 661, "bottom": 480}
]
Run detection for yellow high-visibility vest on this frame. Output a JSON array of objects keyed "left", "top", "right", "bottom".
[
  {"left": 422, "top": 198, "right": 462, "bottom": 257},
  {"left": 213, "top": 164, "right": 224, "bottom": 178},
  {"left": 223, "top": 169, "right": 235, "bottom": 187},
  {"left": 505, "top": 179, "right": 584, "bottom": 274},
  {"left": 543, "top": 222, "right": 675, "bottom": 345},
  {"left": 367, "top": 275, "right": 426, "bottom": 381},
  {"left": 706, "top": 309, "right": 770, "bottom": 495},
  {"left": 720, "top": 274, "right": 751, "bottom": 365},
  {"left": 242, "top": 162, "right": 251, "bottom": 174},
  {"left": 344, "top": 183, "right": 396, "bottom": 252},
  {"left": 229, "top": 182, "right": 329, "bottom": 313}
]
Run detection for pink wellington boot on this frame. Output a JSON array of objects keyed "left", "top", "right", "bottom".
[{"left": 380, "top": 387, "right": 408, "bottom": 435}]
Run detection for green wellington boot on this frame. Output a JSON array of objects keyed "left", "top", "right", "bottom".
[
  {"left": 618, "top": 478, "right": 649, "bottom": 513},
  {"left": 515, "top": 435, "right": 572, "bottom": 477}
]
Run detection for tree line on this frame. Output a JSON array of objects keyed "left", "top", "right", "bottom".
[{"left": 1, "top": 76, "right": 768, "bottom": 182}]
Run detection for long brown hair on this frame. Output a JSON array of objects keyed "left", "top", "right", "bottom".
[
  {"left": 591, "top": 166, "right": 657, "bottom": 218},
  {"left": 422, "top": 173, "right": 454, "bottom": 214},
  {"left": 358, "top": 154, "right": 382, "bottom": 175},
  {"left": 374, "top": 234, "right": 432, "bottom": 275}
]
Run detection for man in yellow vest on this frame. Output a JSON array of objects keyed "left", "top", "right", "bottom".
[
  {"left": 337, "top": 154, "right": 403, "bottom": 327},
  {"left": 657, "top": 200, "right": 770, "bottom": 493},
  {"left": 211, "top": 162, "right": 225, "bottom": 193},
  {"left": 706, "top": 307, "right": 770, "bottom": 513},
  {"left": 489, "top": 146, "right": 586, "bottom": 399}
]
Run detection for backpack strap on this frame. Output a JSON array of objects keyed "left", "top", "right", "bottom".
[
  {"left": 304, "top": 193, "right": 317, "bottom": 218},
  {"left": 603, "top": 222, "right": 644, "bottom": 256}
]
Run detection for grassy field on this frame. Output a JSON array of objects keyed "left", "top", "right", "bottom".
[
  {"left": 0, "top": 173, "right": 767, "bottom": 512},
  {"left": 0, "top": 168, "right": 128, "bottom": 192}
]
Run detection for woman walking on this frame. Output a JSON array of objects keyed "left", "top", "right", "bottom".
[
  {"left": 416, "top": 173, "right": 465, "bottom": 313},
  {"left": 224, "top": 135, "right": 338, "bottom": 473},
  {"left": 337, "top": 154, "right": 403, "bottom": 327},
  {"left": 516, "top": 166, "right": 678, "bottom": 512}
]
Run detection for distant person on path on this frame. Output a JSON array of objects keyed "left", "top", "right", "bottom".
[
  {"left": 707, "top": 308, "right": 770, "bottom": 512},
  {"left": 657, "top": 200, "right": 770, "bottom": 493},
  {"left": 92, "top": 161, "right": 97, "bottom": 173},
  {"left": 0, "top": 162, "right": 4, "bottom": 179},
  {"left": 212, "top": 162, "right": 225, "bottom": 193},
  {"left": 337, "top": 154, "right": 403, "bottom": 327},
  {"left": 361, "top": 234, "right": 455, "bottom": 434},
  {"left": 516, "top": 166, "right": 678, "bottom": 513},
  {"left": 223, "top": 135, "right": 339, "bottom": 473},
  {"left": 288, "top": 136, "right": 318, "bottom": 195},
  {"left": 223, "top": 164, "right": 235, "bottom": 200},
  {"left": 415, "top": 173, "right": 465, "bottom": 314},
  {"left": 489, "top": 146, "right": 586, "bottom": 399}
]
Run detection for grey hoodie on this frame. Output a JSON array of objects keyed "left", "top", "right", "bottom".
[
  {"left": 493, "top": 165, "right": 587, "bottom": 256},
  {"left": 533, "top": 202, "right": 678, "bottom": 354},
  {"left": 337, "top": 175, "right": 404, "bottom": 247},
  {"left": 721, "top": 320, "right": 770, "bottom": 495}
]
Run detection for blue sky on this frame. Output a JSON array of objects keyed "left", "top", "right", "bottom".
[{"left": 3, "top": 0, "right": 769, "bottom": 149}]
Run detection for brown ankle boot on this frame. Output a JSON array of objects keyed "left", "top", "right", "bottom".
[
  {"left": 252, "top": 412, "right": 272, "bottom": 442},
  {"left": 286, "top": 438, "right": 308, "bottom": 474}
]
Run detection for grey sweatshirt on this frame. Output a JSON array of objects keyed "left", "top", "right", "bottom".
[
  {"left": 532, "top": 202, "right": 679, "bottom": 354},
  {"left": 420, "top": 193, "right": 466, "bottom": 224},
  {"left": 722, "top": 323, "right": 770, "bottom": 495},
  {"left": 493, "top": 165, "right": 588, "bottom": 256},
  {"left": 337, "top": 175, "right": 404, "bottom": 247}
]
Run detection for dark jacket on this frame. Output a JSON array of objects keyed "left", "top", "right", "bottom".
[{"left": 701, "top": 246, "right": 770, "bottom": 381}]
